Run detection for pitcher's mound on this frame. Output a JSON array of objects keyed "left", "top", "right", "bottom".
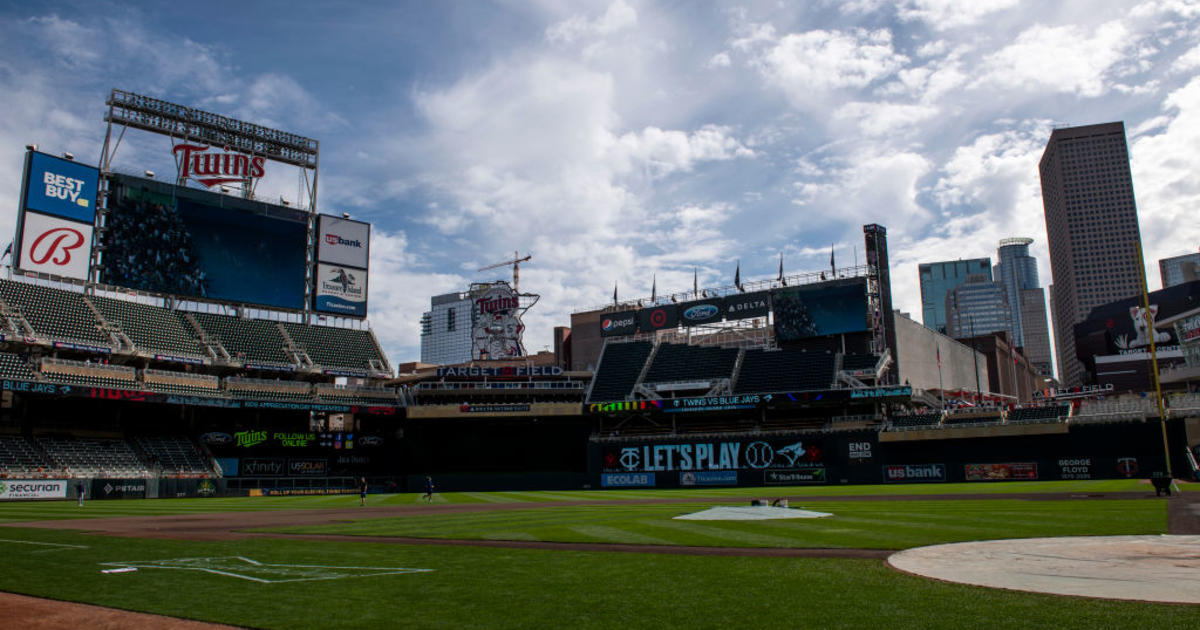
[
  {"left": 888, "top": 535, "right": 1200, "bottom": 604},
  {"left": 674, "top": 506, "right": 832, "bottom": 520}
]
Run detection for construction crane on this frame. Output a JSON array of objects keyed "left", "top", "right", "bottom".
[{"left": 478, "top": 251, "right": 532, "bottom": 292}]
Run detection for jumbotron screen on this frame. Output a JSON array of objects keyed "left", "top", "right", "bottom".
[
  {"left": 773, "top": 279, "right": 869, "bottom": 342},
  {"left": 99, "top": 174, "right": 309, "bottom": 309}
]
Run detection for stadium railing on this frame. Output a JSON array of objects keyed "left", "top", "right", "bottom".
[{"left": 40, "top": 357, "right": 137, "bottom": 389}]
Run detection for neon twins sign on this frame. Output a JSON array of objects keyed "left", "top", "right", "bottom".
[{"left": 172, "top": 143, "right": 266, "bottom": 188}]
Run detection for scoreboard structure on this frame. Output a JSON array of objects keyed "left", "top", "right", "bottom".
[{"left": 12, "top": 89, "right": 372, "bottom": 319}]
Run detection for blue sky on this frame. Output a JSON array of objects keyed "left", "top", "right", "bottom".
[{"left": 1, "top": 0, "right": 1198, "bottom": 366}]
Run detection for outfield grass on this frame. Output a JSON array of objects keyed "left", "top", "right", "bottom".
[
  {"left": 0, "top": 478, "right": 1155, "bottom": 524},
  {"left": 266, "top": 498, "right": 1166, "bottom": 549},
  {"left": 0, "top": 526, "right": 1193, "bottom": 630},
  {"left": 0, "top": 480, "right": 1187, "bottom": 629}
]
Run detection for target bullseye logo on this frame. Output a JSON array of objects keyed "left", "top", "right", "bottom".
[{"left": 650, "top": 308, "right": 667, "bottom": 328}]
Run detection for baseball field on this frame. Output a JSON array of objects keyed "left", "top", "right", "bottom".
[{"left": 0, "top": 479, "right": 1194, "bottom": 629}]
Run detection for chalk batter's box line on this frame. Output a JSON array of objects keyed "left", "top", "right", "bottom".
[{"left": 100, "top": 556, "right": 434, "bottom": 584}]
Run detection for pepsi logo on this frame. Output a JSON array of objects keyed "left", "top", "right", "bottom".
[
  {"left": 602, "top": 317, "right": 634, "bottom": 331},
  {"left": 683, "top": 304, "right": 718, "bottom": 320}
]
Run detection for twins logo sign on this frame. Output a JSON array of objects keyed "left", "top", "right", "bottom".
[{"left": 18, "top": 211, "right": 93, "bottom": 281}]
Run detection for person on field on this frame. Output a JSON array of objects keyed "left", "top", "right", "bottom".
[
  {"left": 358, "top": 477, "right": 368, "bottom": 507},
  {"left": 423, "top": 475, "right": 434, "bottom": 502},
  {"left": 76, "top": 480, "right": 85, "bottom": 507}
]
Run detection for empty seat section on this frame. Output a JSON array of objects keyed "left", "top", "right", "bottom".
[
  {"left": 0, "top": 279, "right": 108, "bottom": 345},
  {"left": 1008, "top": 406, "right": 1069, "bottom": 423},
  {"left": 191, "top": 313, "right": 290, "bottom": 364},
  {"left": 39, "top": 358, "right": 137, "bottom": 389},
  {"left": 890, "top": 413, "right": 942, "bottom": 428},
  {"left": 643, "top": 343, "right": 738, "bottom": 384},
  {"left": 226, "top": 377, "right": 313, "bottom": 401},
  {"left": 143, "top": 369, "right": 221, "bottom": 396},
  {"left": 734, "top": 349, "right": 835, "bottom": 394},
  {"left": 0, "top": 352, "right": 36, "bottom": 381},
  {"left": 280, "top": 323, "right": 387, "bottom": 371},
  {"left": 0, "top": 435, "right": 57, "bottom": 477},
  {"left": 135, "top": 435, "right": 214, "bottom": 477},
  {"left": 587, "top": 341, "right": 652, "bottom": 402},
  {"left": 38, "top": 436, "right": 148, "bottom": 478},
  {"left": 89, "top": 295, "right": 204, "bottom": 358}
]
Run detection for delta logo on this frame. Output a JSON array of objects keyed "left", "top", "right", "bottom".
[
  {"left": 683, "top": 304, "right": 719, "bottom": 321},
  {"left": 324, "top": 234, "right": 364, "bottom": 248},
  {"left": 602, "top": 317, "right": 634, "bottom": 331}
]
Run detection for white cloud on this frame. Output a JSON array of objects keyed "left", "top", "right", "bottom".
[
  {"left": 753, "top": 29, "right": 909, "bottom": 105},
  {"left": 897, "top": 0, "right": 1021, "bottom": 29},
  {"left": 1171, "top": 42, "right": 1200, "bottom": 71},
  {"left": 973, "top": 21, "right": 1132, "bottom": 97},
  {"left": 707, "top": 52, "right": 731, "bottom": 68},
  {"left": 608, "top": 125, "right": 754, "bottom": 176},
  {"left": 546, "top": 0, "right": 638, "bottom": 43},
  {"left": 833, "top": 101, "right": 940, "bottom": 136}
]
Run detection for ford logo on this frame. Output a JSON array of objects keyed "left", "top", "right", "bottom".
[
  {"left": 684, "top": 304, "right": 719, "bottom": 320},
  {"left": 200, "top": 432, "right": 233, "bottom": 445}
]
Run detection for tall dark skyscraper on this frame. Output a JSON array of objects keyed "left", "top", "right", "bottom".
[
  {"left": 994, "top": 237, "right": 1052, "bottom": 377},
  {"left": 1039, "top": 121, "right": 1144, "bottom": 387}
]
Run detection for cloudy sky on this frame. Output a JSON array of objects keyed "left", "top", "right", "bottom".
[{"left": 1, "top": 0, "right": 1198, "bottom": 366}]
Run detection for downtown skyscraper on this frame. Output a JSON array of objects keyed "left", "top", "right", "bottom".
[
  {"left": 1039, "top": 122, "right": 1145, "bottom": 387},
  {"left": 994, "top": 238, "right": 1052, "bottom": 377}
]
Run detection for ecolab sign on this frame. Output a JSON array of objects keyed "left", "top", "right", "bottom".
[
  {"left": 18, "top": 211, "right": 93, "bottom": 281},
  {"left": 317, "top": 215, "right": 370, "bottom": 269},
  {"left": 173, "top": 143, "right": 265, "bottom": 187}
]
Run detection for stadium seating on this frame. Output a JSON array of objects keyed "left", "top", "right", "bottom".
[
  {"left": 191, "top": 313, "right": 292, "bottom": 365},
  {"left": 280, "top": 322, "right": 388, "bottom": 373},
  {"left": 841, "top": 354, "right": 880, "bottom": 372},
  {"left": 1007, "top": 405, "right": 1070, "bottom": 423},
  {"left": 134, "top": 435, "right": 215, "bottom": 478},
  {"left": 942, "top": 410, "right": 1003, "bottom": 426},
  {"left": 734, "top": 349, "right": 835, "bottom": 394},
  {"left": 588, "top": 341, "right": 653, "bottom": 402},
  {"left": 143, "top": 368, "right": 221, "bottom": 397},
  {"left": 1167, "top": 393, "right": 1200, "bottom": 417},
  {"left": 890, "top": 412, "right": 942, "bottom": 428},
  {"left": 38, "top": 436, "right": 149, "bottom": 478},
  {"left": 0, "top": 435, "right": 59, "bottom": 478},
  {"left": 39, "top": 358, "right": 137, "bottom": 389},
  {"left": 226, "top": 376, "right": 314, "bottom": 401},
  {"left": 88, "top": 294, "right": 205, "bottom": 359},
  {"left": 314, "top": 383, "right": 398, "bottom": 405},
  {"left": 642, "top": 343, "right": 739, "bottom": 385},
  {"left": 0, "top": 351, "right": 36, "bottom": 381},
  {"left": 1073, "top": 398, "right": 1157, "bottom": 422},
  {"left": 0, "top": 279, "right": 109, "bottom": 345}
]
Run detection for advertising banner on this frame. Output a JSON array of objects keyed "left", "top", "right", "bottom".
[
  {"left": 964, "top": 462, "right": 1038, "bottom": 481},
  {"left": 23, "top": 151, "right": 99, "bottom": 224},
  {"left": 316, "top": 214, "right": 370, "bottom": 268},
  {"left": 91, "top": 479, "right": 147, "bottom": 500},
  {"left": 665, "top": 395, "right": 760, "bottom": 413},
  {"left": 314, "top": 262, "right": 368, "bottom": 317},
  {"left": 679, "top": 470, "right": 738, "bottom": 486},
  {"left": 637, "top": 305, "right": 679, "bottom": 332},
  {"left": 599, "top": 311, "right": 638, "bottom": 337},
  {"left": 773, "top": 280, "right": 869, "bottom": 341},
  {"left": 214, "top": 457, "right": 239, "bottom": 477},
  {"left": 602, "top": 437, "right": 823, "bottom": 473},
  {"left": 601, "top": 472, "right": 656, "bottom": 487},
  {"left": 764, "top": 468, "right": 826, "bottom": 485},
  {"left": 678, "top": 298, "right": 725, "bottom": 326},
  {"left": 240, "top": 457, "right": 286, "bottom": 477},
  {"left": 17, "top": 211, "right": 93, "bottom": 280},
  {"left": 723, "top": 291, "right": 770, "bottom": 321},
  {"left": 883, "top": 464, "right": 947, "bottom": 483},
  {"left": 288, "top": 458, "right": 328, "bottom": 476},
  {"left": 0, "top": 479, "right": 67, "bottom": 500}
]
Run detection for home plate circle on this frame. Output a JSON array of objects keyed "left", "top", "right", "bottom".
[{"left": 887, "top": 535, "right": 1200, "bottom": 604}]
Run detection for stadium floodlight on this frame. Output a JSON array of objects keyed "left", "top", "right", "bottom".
[
  {"left": 280, "top": 196, "right": 290, "bottom": 206},
  {"left": 220, "top": 185, "right": 231, "bottom": 193},
  {"left": 62, "top": 152, "right": 74, "bottom": 160},
  {"left": 144, "top": 170, "right": 155, "bottom": 178},
  {"left": 25, "top": 143, "right": 36, "bottom": 151},
  {"left": 341, "top": 212, "right": 351, "bottom": 219}
]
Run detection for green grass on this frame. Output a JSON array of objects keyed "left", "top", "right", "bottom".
[
  {"left": 0, "top": 480, "right": 1185, "bottom": 629},
  {"left": 0, "top": 478, "right": 1154, "bottom": 524},
  {"left": 0, "top": 527, "right": 1193, "bottom": 630},
  {"left": 267, "top": 498, "right": 1165, "bottom": 549}
]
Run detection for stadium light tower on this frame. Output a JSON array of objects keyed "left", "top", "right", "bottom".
[{"left": 478, "top": 251, "right": 532, "bottom": 293}]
